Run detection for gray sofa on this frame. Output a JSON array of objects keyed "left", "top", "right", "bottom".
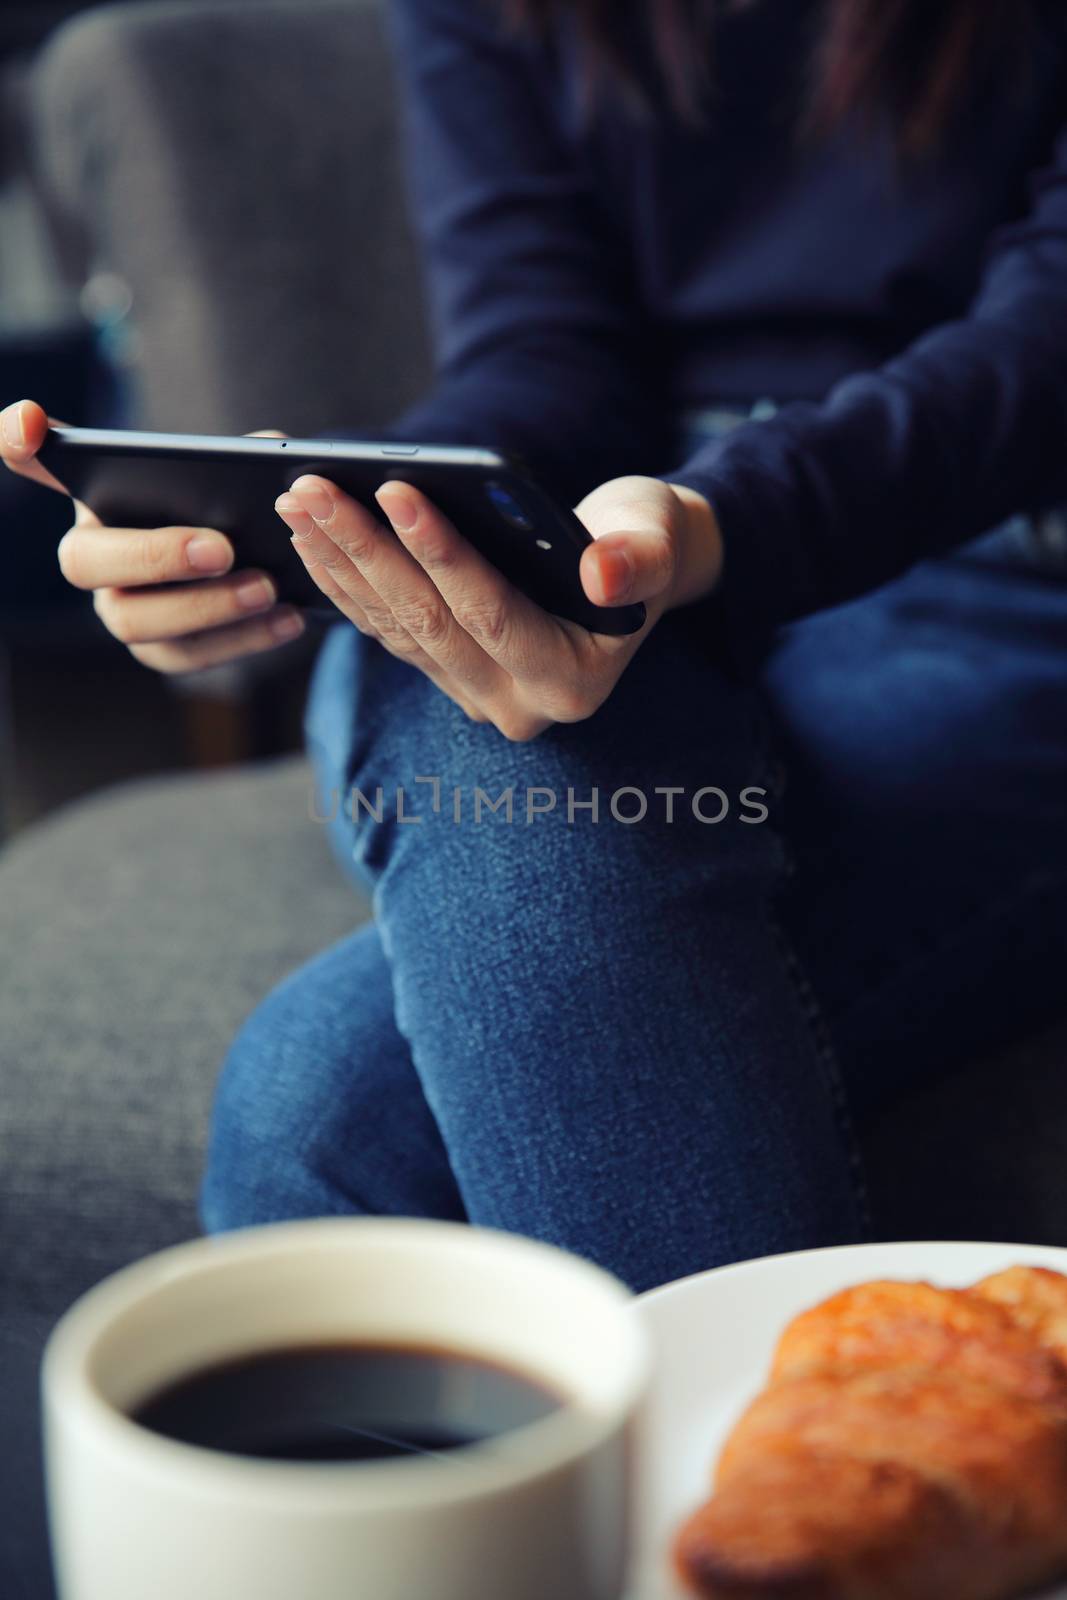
[{"left": 3, "top": 0, "right": 1067, "bottom": 1334}]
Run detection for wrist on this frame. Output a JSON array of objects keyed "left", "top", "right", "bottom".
[{"left": 666, "top": 483, "right": 725, "bottom": 610}]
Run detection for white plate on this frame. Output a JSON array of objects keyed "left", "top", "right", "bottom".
[{"left": 628, "top": 1240, "right": 1067, "bottom": 1600}]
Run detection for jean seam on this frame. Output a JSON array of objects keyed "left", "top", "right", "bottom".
[
  {"left": 766, "top": 901, "right": 875, "bottom": 1238},
  {"left": 750, "top": 690, "right": 875, "bottom": 1239}
]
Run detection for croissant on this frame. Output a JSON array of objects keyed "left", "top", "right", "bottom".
[{"left": 673, "top": 1267, "right": 1067, "bottom": 1600}]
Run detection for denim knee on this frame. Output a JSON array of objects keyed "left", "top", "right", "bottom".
[
  {"left": 198, "top": 980, "right": 363, "bottom": 1234},
  {"left": 199, "top": 919, "right": 468, "bottom": 1233}
]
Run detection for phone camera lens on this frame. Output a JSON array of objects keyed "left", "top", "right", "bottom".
[{"left": 485, "top": 479, "right": 535, "bottom": 531}]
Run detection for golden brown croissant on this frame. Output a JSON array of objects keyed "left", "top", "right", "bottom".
[
  {"left": 974, "top": 1267, "right": 1067, "bottom": 1366},
  {"left": 673, "top": 1267, "right": 1067, "bottom": 1600}
]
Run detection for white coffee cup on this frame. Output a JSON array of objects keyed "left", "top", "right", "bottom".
[{"left": 42, "top": 1217, "right": 650, "bottom": 1600}]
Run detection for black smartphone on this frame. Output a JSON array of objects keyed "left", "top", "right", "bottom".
[{"left": 36, "top": 427, "right": 646, "bottom": 636}]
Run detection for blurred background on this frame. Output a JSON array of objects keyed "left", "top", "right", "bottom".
[
  {"left": 2, "top": 2, "right": 152, "bottom": 836},
  {"left": 0, "top": 0, "right": 431, "bottom": 839}
]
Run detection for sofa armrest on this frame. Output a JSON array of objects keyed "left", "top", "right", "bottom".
[
  {"left": 0, "top": 756, "right": 369, "bottom": 1319},
  {"left": 25, "top": 0, "right": 432, "bottom": 434}
]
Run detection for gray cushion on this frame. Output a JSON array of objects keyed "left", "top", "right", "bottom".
[{"left": 0, "top": 756, "right": 369, "bottom": 1316}]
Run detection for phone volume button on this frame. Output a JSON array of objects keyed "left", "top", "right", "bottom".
[{"left": 381, "top": 446, "right": 419, "bottom": 456}]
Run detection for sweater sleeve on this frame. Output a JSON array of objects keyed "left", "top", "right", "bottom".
[
  {"left": 360, "top": 0, "right": 670, "bottom": 509},
  {"left": 669, "top": 118, "right": 1067, "bottom": 664}
]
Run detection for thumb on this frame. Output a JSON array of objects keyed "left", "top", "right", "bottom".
[
  {"left": 576, "top": 476, "right": 679, "bottom": 608},
  {"left": 1, "top": 398, "right": 72, "bottom": 496}
]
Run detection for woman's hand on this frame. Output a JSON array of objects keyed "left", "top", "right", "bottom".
[
  {"left": 1, "top": 399, "right": 305, "bottom": 673},
  {"left": 276, "top": 471, "right": 723, "bottom": 741}
]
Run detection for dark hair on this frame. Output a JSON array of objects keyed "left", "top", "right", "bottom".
[{"left": 504, "top": 0, "right": 1034, "bottom": 152}]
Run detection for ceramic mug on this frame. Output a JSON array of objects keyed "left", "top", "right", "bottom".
[{"left": 42, "top": 1217, "right": 650, "bottom": 1600}]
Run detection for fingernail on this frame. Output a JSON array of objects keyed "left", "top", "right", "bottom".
[
  {"left": 290, "top": 478, "right": 333, "bottom": 522},
  {"left": 275, "top": 497, "right": 314, "bottom": 539},
  {"left": 270, "top": 608, "right": 305, "bottom": 643},
  {"left": 1, "top": 401, "right": 26, "bottom": 448},
  {"left": 235, "top": 575, "right": 275, "bottom": 611},
  {"left": 187, "top": 534, "right": 232, "bottom": 574},
  {"left": 376, "top": 489, "right": 417, "bottom": 532},
  {"left": 597, "top": 544, "right": 633, "bottom": 603}
]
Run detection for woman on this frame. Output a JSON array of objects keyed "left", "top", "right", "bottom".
[{"left": 4, "top": 0, "right": 1066, "bottom": 1293}]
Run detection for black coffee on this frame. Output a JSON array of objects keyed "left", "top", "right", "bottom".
[{"left": 131, "top": 1342, "right": 564, "bottom": 1462}]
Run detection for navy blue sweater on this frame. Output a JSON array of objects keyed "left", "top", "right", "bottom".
[{"left": 381, "top": 0, "right": 1067, "bottom": 656}]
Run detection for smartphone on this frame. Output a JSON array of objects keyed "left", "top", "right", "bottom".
[{"left": 37, "top": 427, "right": 647, "bottom": 636}]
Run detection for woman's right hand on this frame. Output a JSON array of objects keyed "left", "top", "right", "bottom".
[{"left": 1, "top": 399, "right": 305, "bottom": 673}]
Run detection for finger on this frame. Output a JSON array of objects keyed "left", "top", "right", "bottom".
[
  {"left": 92, "top": 569, "right": 281, "bottom": 645},
  {"left": 247, "top": 429, "right": 286, "bottom": 438},
  {"left": 1, "top": 399, "right": 72, "bottom": 495},
  {"left": 276, "top": 506, "right": 490, "bottom": 718},
  {"left": 128, "top": 607, "right": 305, "bottom": 675},
  {"left": 352, "top": 607, "right": 489, "bottom": 722},
  {"left": 277, "top": 489, "right": 407, "bottom": 635},
  {"left": 576, "top": 476, "right": 679, "bottom": 610},
  {"left": 370, "top": 481, "right": 574, "bottom": 696},
  {"left": 279, "top": 478, "right": 505, "bottom": 698},
  {"left": 57, "top": 522, "right": 234, "bottom": 590},
  {"left": 374, "top": 482, "right": 600, "bottom": 728},
  {"left": 358, "top": 616, "right": 490, "bottom": 722}
]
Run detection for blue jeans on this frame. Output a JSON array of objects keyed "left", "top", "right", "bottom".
[{"left": 200, "top": 410, "right": 1067, "bottom": 1293}]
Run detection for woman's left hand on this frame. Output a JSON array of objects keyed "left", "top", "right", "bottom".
[{"left": 277, "top": 473, "right": 723, "bottom": 742}]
